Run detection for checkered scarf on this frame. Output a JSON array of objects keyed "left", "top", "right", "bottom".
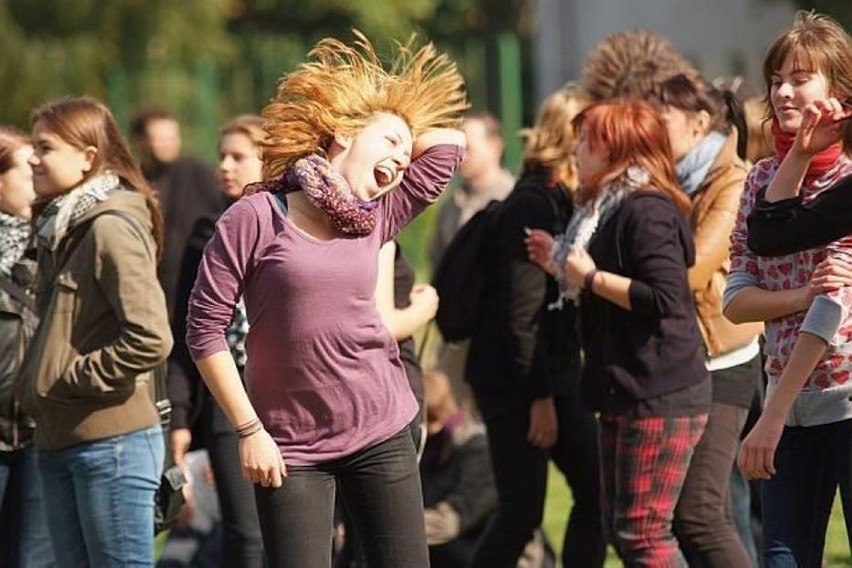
[
  {"left": 549, "top": 166, "right": 649, "bottom": 308},
  {"left": 35, "top": 172, "right": 120, "bottom": 251},
  {"left": 0, "top": 212, "right": 31, "bottom": 276}
]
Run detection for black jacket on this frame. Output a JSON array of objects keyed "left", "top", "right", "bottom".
[
  {"left": 167, "top": 213, "right": 223, "bottom": 433},
  {"left": 747, "top": 174, "right": 852, "bottom": 255},
  {"left": 466, "top": 169, "right": 580, "bottom": 400},
  {"left": 580, "top": 192, "right": 710, "bottom": 413},
  {"left": 0, "top": 260, "right": 37, "bottom": 450},
  {"left": 145, "top": 156, "right": 224, "bottom": 322}
]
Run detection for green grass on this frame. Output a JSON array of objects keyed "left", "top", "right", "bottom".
[{"left": 543, "top": 464, "right": 851, "bottom": 567}]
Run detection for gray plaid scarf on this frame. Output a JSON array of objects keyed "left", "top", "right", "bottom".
[
  {"left": 0, "top": 212, "right": 31, "bottom": 276},
  {"left": 35, "top": 172, "right": 121, "bottom": 251},
  {"left": 549, "top": 166, "right": 650, "bottom": 308}
]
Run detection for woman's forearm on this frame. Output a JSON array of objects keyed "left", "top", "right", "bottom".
[
  {"left": 723, "top": 285, "right": 810, "bottom": 324},
  {"left": 194, "top": 351, "right": 259, "bottom": 427},
  {"left": 587, "top": 270, "right": 633, "bottom": 311},
  {"left": 762, "top": 332, "right": 827, "bottom": 423},
  {"left": 764, "top": 150, "right": 810, "bottom": 203}
]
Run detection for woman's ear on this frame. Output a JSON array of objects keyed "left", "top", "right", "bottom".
[
  {"left": 694, "top": 110, "right": 712, "bottom": 136},
  {"left": 333, "top": 131, "right": 353, "bottom": 150},
  {"left": 81, "top": 146, "right": 99, "bottom": 173}
]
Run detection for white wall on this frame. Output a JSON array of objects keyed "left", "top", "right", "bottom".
[{"left": 533, "top": 0, "right": 796, "bottom": 102}]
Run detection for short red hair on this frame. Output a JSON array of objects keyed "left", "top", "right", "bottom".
[{"left": 572, "top": 99, "right": 690, "bottom": 214}]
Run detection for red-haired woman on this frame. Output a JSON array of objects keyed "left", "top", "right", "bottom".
[{"left": 527, "top": 99, "right": 710, "bottom": 565}]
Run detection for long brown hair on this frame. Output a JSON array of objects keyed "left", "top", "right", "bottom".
[
  {"left": 762, "top": 11, "right": 851, "bottom": 149},
  {"left": 30, "top": 97, "right": 164, "bottom": 259},
  {"left": 763, "top": 11, "right": 851, "bottom": 108},
  {"left": 573, "top": 99, "right": 689, "bottom": 214}
]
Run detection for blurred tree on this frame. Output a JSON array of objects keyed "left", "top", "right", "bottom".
[
  {"left": 0, "top": 0, "right": 234, "bottom": 126},
  {"left": 787, "top": 0, "right": 851, "bottom": 27},
  {"left": 227, "top": 0, "right": 436, "bottom": 48}
]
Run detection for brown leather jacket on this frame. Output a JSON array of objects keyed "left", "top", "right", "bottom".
[{"left": 688, "top": 133, "right": 763, "bottom": 357}]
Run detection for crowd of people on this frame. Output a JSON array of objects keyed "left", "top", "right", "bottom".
[{"left": 0, "top": 9, "right": 849, "bottom": 568}]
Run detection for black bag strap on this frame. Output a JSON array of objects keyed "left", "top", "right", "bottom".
[{"left": 0, "top": 273, "right": 36, "bottom": 314}]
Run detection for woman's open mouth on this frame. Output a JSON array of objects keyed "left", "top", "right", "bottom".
[{"left": 373, "top": 165, "right": 395, "bottom": 188}]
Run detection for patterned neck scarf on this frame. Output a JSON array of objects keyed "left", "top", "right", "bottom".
[
  {"left": 549, "top": 166, "right": 649, "bottom": 308},
  {"left": 0, "top": 212, "right": 31, "bottom": 276},
  {"left": 35, "top": 172, "right": 121, "bottom": 251},
  {"left": 245, "top": 154, "right": 378, "bottom": 237}
]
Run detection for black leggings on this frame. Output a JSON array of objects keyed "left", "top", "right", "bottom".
[
  {"left": 471, "top": 392, "right": 606, "bottom": 568},
  {"left": 255, "top": 429, "right": 428, "bottom": 568}
]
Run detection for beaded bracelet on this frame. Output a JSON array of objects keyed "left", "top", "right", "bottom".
[{"left": 583, "top": 269, "right": 598, "bottom": 292}]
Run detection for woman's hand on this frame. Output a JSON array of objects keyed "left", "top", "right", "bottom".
[
  {"left": 528, "top": 397, "right": 558, "bottom": 449},
  {"left": 738, "top": 414, "right": 785, "bottom": 479},
  {"left": 808, "top": 257, "right": 852, "bottom": 301},
  {"left": 564, "top": 246, "right": 596, "bottom": 288},
  {"left": 170, "top": 427, "right": 192, "bottom": 469},
  {"left": 409, "top": 283, "right": 440, "bottom": 322},
  {"left": 524, "top": 229, "right": 556, "bottom": 275},
  {"left": 239, "top": 429, "right": 287, "bottom": 488},
  {"left": 792, "top": 98, "right": 850, "bottom": 157}
]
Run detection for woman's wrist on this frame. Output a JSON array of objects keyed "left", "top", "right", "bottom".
[
  {"left": 583, "top": 269, "right": 598, "bottom": 292},
  {"left": 235, "top": 417, "right": 264, "bottom": 439}
]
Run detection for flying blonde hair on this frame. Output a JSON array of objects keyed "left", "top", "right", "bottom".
[{"left": 262, "top": 32, "right": 468, "bottom": 179}]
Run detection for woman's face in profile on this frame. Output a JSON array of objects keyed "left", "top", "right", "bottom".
[
  {"left": 574, "top": 127, "right": 609, "bottom": 188},
  {"left": 0, "top": 144, "right": 35, "bottom": 219},
  {"left": 659, "top": 105, "right": 708, "bottom": 163},
  {"left": 219, "top": 132, "right": 263, "bottom": 200},
  {"left": 29, "top": 121, "right": 95, "bottom": 199},
  {"left": 330, "top": 112, "right": 413, "bottom": 202}
]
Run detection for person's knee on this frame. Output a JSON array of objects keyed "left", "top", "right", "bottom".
[{"left": 674, "top": 505, "right": 727, "bottom": 544}]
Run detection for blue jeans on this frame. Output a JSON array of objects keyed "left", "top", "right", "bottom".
[
  {"left": 762, "top": 419, "right": 852, "bottom": 568},
  {"left": 39, "top": 425, "right": 164, "bottom": 568},
  {"left": 0, "top": 445, "right": 55, "bottom": 567}
]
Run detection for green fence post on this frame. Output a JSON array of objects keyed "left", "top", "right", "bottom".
[
  {"left": 496, "top": 33, "right": 523, "bottom": 172},
  {"left": 195, "top": 59, "right": 219, "bottom": 162},
  {"left": 463, "top": 38, "right": 488, "bottom": 111},
  {"left": 106, "top": 66, "right": 130, "bottom": 133}
]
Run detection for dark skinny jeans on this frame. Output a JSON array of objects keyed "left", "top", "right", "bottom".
[{"left": 255, "top": 428, "right": 428, "bottom": 568}]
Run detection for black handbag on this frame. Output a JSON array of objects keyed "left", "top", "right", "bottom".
[{"left": 150, "top": 361, "right": 187, "bottom": 534}]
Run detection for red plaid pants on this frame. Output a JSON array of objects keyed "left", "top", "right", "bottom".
[{"left": 599, "top": 412, "right": 707, "bottom": 567}]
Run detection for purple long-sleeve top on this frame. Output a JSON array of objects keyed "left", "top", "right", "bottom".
[{"left": 186, "top": 144, "right": 464, "bottom": 465}]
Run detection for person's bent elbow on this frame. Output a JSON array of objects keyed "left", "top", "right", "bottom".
[{"left": 723, "top": 294, "right": 750, "bottom": 324}]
